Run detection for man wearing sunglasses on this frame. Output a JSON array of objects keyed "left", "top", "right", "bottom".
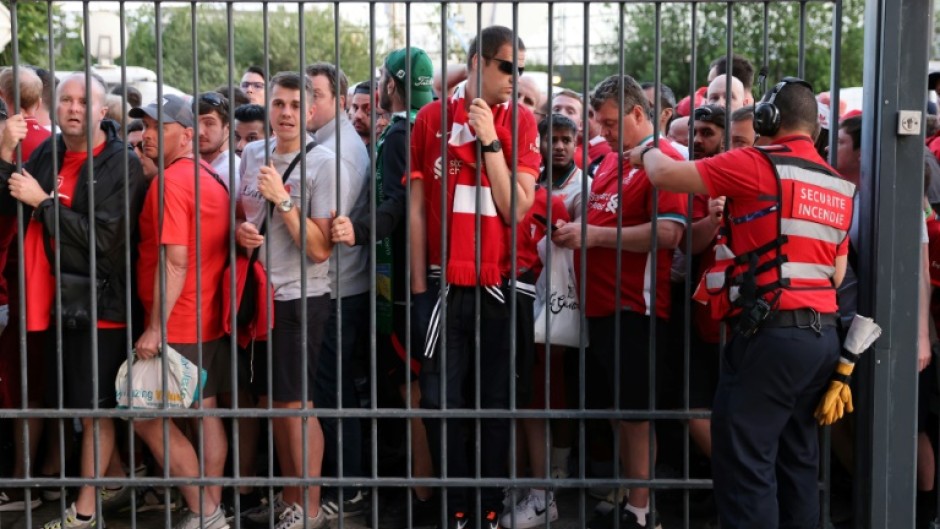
[
  {"left": 409, "top": 25, "right": 540, "bottom": 529},
  {"left": 196, "top": 92, "right": 236, "bottom": 190}
]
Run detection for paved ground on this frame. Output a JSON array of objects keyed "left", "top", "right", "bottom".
[{"left": 0, "top": 487, "right": 723, "bottom": 529}]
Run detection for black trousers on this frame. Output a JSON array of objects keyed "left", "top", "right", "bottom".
[
  {"left": 711, "top": 324, "right": 839, "bottom": 529},
  {"left": 420, "top": 285, "right": 512, "bottom": 516}
]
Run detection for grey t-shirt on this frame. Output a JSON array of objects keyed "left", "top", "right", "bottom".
[
  {"left": 211, "top": 149, "right": 238, "bottom": 191},
  {"left": 314, "top": 116, "right": 371, "bottom": 298},
  {"left": 238, "top": 136, "right": 338, "bottom": 301}
]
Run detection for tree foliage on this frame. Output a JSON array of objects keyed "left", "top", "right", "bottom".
[
  {"left": 0, "top": 2, "right": 86, "bottom": 70},
  {"left": 123, "top": 4, "right": 377, "bottom": 93},
  {"left": 581, "top": 0, "right": 865, "bottom": 99}
]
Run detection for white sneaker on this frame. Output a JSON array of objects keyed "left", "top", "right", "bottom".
[
  {"left": 500, "top": 491, "right": 558, "bottom": 529},
  {"left": 273, "top": 503, "right": 328, "bottom": 529},
  {"left": 242, "top": 492, "right": 289, "bottom": 525}
]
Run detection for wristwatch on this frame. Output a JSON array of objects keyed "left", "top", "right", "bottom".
[
  {"left": 480, "top": 139, "right": 502, "bottom": 153},
  {"left": 277, "top": 199, "right": 294, "bottom": 213}
]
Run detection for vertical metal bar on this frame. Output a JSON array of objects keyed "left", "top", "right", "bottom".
[
  {"left": 226, "top": 2, "right": 241, "bottom": 525},
  {"left": 402, "top": 4, "right": 414, "bottom": 526},
  {"left": 367, "top": 4, "right": 378, "bottom": 527},
  {"left": 684, "top": 6, "right": 699, "bottom": 527},
  {"left": 189, "top": 6, "right": 207, "bottom": 526},
  {"left": 724, "top": 3, "right": 733, "bottom": 153},
  {"left": 151, "top": 2, "right": 174, "bottom": 524},
  {"left": 438, "top": 3, "right": 450, "bottom": 523},
  {"left": 543, "top": 3, "right": 555, "bottom": 522},
  {"left": 330, "top": 3, "right": 345, "bottom": 520},
  {"left": 297, "top": 3, "right": 310, "bottom": 524},
  {"left": 261, "top": 3, "right": 276, "bottom": 522},
  {"left": 798, "top": 1, "right": 808, "bottom": 79},
  {"left": 578, "top": 3, "right": 590, "bottom": 527},
  {"left": 858, "top": 0, "right": 929, "bottom": 526},
  {"left": 79, "top": 2, "right": 103, "bottom": 522},
  {"left": 509, "top": 6, "right": 521, "bottom": 523},
  {"left": 472, "top": 5, "right": 483, "bottom": 520},
  {"left": 828, "top": 0, "right": 843, "bottom": 170}
]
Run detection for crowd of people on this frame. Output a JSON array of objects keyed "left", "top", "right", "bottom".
[{"left": 0, "top": 22, "right": 935, "bottom": 529}]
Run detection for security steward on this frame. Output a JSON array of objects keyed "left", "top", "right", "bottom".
[{"left": 629, "top": 77, "right": 855, "bottom": 529}]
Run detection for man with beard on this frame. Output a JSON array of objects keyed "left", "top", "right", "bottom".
[
  {"left": 692, "top": 104, "right": 726, "bottom": 160},
  {"left": 331, "top": 46, "right": 437, "bottom": 529},
  {"left": 348, "top": 81, "right": 375, "bottom": 147},
  {"left": 196, "top": 92, "right": 236, "bottom": 189},
  {"left": 233, "top": 103, "right": 265, "bottom": 158}
]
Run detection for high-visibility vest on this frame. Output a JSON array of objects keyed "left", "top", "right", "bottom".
[{"left": 694, "top": 145, "right": 856, "bottom": 321}]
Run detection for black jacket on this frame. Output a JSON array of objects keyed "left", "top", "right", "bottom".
[{"left": 0, "top": 119, "right": 147, "bottom": 324}]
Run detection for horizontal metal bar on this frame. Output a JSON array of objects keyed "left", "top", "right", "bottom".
[
  {"left": 0, "top": 477, "right": 716, "bottom": 490},
  {"left": 0, "top": 408, "right": 713, "bottom": 420}
]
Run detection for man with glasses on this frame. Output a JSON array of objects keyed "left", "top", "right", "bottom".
[
  {"left": 0, "top": 73, "right": 145, "bottom": 528},
  {"left": 410, "top": 25, "right": 540, "bottom": 529},
  {"left": 241, "top": 66, "right": 266, "bottom": 106},
  {"left": 196, "top": 92, "right": 236, "bottom": 190}
]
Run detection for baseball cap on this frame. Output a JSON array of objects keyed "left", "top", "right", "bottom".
[
  {"left": 0, "top": 99, "right": 8, "bottom": 121},
  {"left": 129, "top": 94, "right": 194, "bottom": 128},
  {"left": 384, "top": 47, "right": 434, "bottom": 110}
]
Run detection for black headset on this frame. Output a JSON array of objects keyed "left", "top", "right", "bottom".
[{"left": 752, "top": 76, "right": 814, "bottom": 137}]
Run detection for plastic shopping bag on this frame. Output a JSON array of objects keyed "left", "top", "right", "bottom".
[
  {"left": 115, "top": 345, "right": 207, "bottom": 411},
  {"left": 533, "top": 238, "right": 587, "bottom": 348}
]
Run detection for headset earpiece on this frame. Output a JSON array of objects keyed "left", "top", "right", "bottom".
[{"left": 752, "top": 77, "right": 813, "bottom": 137}]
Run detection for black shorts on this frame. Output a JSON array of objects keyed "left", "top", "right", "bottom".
[
  {"left": 249, "top": 295, "right": 330, "bottom": 402},
  {"left": 586, "top": 311, "right": 665, "bottom": 414},
  {"left": 170, "top": 337, "right": 232, "bottom": 399},
  {"left": 43, "top": 326, "right": 128, "bottom": 409}
]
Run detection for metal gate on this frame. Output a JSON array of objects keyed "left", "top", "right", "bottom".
[{"left": 0, "top": 0, "right": 929, "bottom": 528}]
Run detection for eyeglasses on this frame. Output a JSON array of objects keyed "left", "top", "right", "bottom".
[
  {"left": 693, "top": 106, "right": 725, "bottom": 126},
  {"left": 241, "top": 81, "right": 265, "bottom": 91},
  {"left": 486, "top": 56, "right": 524, "bottom": 76}
]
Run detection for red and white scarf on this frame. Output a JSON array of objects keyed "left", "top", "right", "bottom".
[{"left": 445, "top": 83, "right": 516, "bottom": 288}]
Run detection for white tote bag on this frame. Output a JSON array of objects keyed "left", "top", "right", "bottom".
[
  {"left": 115, "top": 345, "right": 207, "bottom": 411},
  {"left": 533, "top": 238, "right": 587, "bottom": 348}
]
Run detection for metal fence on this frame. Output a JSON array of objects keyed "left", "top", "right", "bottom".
[{"left": 0, "top": 0, "right": 929, "bottom": 528}]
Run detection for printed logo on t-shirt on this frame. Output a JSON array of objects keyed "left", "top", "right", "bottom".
[
  {"left": 55, "top": 176, "right": 71, "bottom": 203},
  {"left": 589, "top": 191, "right": 619, "bottom": 214},
  {"left": 433, "top": 157, "right": 462, "bottom": 180}
]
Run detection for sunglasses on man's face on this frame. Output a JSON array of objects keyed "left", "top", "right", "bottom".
[
  {"left": 200, "top": 92, "right": 225, "bottom": 107},
  {"left": 487, "top": 56, "right": 524, "bottom": 77}
]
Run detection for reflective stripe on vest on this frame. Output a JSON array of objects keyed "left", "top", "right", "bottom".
[{"left": 698, "top": 150, "right": 856, "bottom": 319}]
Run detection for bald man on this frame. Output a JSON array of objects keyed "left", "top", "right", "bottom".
[{"left": 706, "top": 74, "right": 751, "bottom": 112}]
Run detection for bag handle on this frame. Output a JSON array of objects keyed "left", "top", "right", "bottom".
[{"left": 247, "top": 141, "right": 317, "bottom": 268}]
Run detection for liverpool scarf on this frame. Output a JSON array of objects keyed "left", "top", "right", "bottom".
[{"left": 444, "top": 85, "right": 516, "bottom": 287}]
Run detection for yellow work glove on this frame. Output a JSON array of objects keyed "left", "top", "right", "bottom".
[{"left": 815, "top": 361, "right": 855, "bottom": 425}]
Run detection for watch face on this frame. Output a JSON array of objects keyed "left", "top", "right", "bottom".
[{"left": 279, "top": 200, "right": 293, "bottom": 212}]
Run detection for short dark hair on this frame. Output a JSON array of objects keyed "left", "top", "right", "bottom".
[
  {"left": 772, "top": 80, "right": 819, "bottom": 135},
  {"left": 245, "top": 65, "right": 265, "bottom": 80},
  {"left": 127, "top": 118, "right": 144, "bottom": 134},
  {"left": 353, "top": 81, "right": 373, "bottom": 95},
  {"left": 640, "top": 82, "right": 677, "bottom": 110},
  {"left": 538, "top": 114, "right": 579, "bottom": 138},
  {"left": 110, "top": 84, "right": 142, "bottom": 108},
  {"left": 271, "top": 72, "right": 314, "bottom": 100},
  {"left": 304, "top": 63, "right": 348, "bottom": 101},
  {"left": 234, "top": 103, "right": 265, "bottom": 123},
  {"left": 466, "top": 25, "right": 526, "bottom": 70},
  {"left": 197, "top": 92, "right": 230, "bottom": 126},
  {"left": 840, "top": 115, "right": 862, "bottom": 151},
  {"left": 591, "top": 74, "right": 651, "bottom": 120},
  {"left": 694, "top": 104, "right": 727, "bottom": 128},
  {"left": 216, "top": 85, "right": 249, "bottom": 108},
  {"left": 731, "top": 106, "right": 755, "bottom": 123},
  {"left": 710, "top": 54, "right": 755, "bottom": 91}
]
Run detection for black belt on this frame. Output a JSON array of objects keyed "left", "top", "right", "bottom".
[{"left": 761, "top": 309, "right": 838, "bottom": 331}]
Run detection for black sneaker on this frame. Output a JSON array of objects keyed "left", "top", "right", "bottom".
[
  {"left": 449, "top": 511, "right": 469, "bottom": 529},
  {"left": 586, "top": 503, "right": 662, "bottom": 529}
]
